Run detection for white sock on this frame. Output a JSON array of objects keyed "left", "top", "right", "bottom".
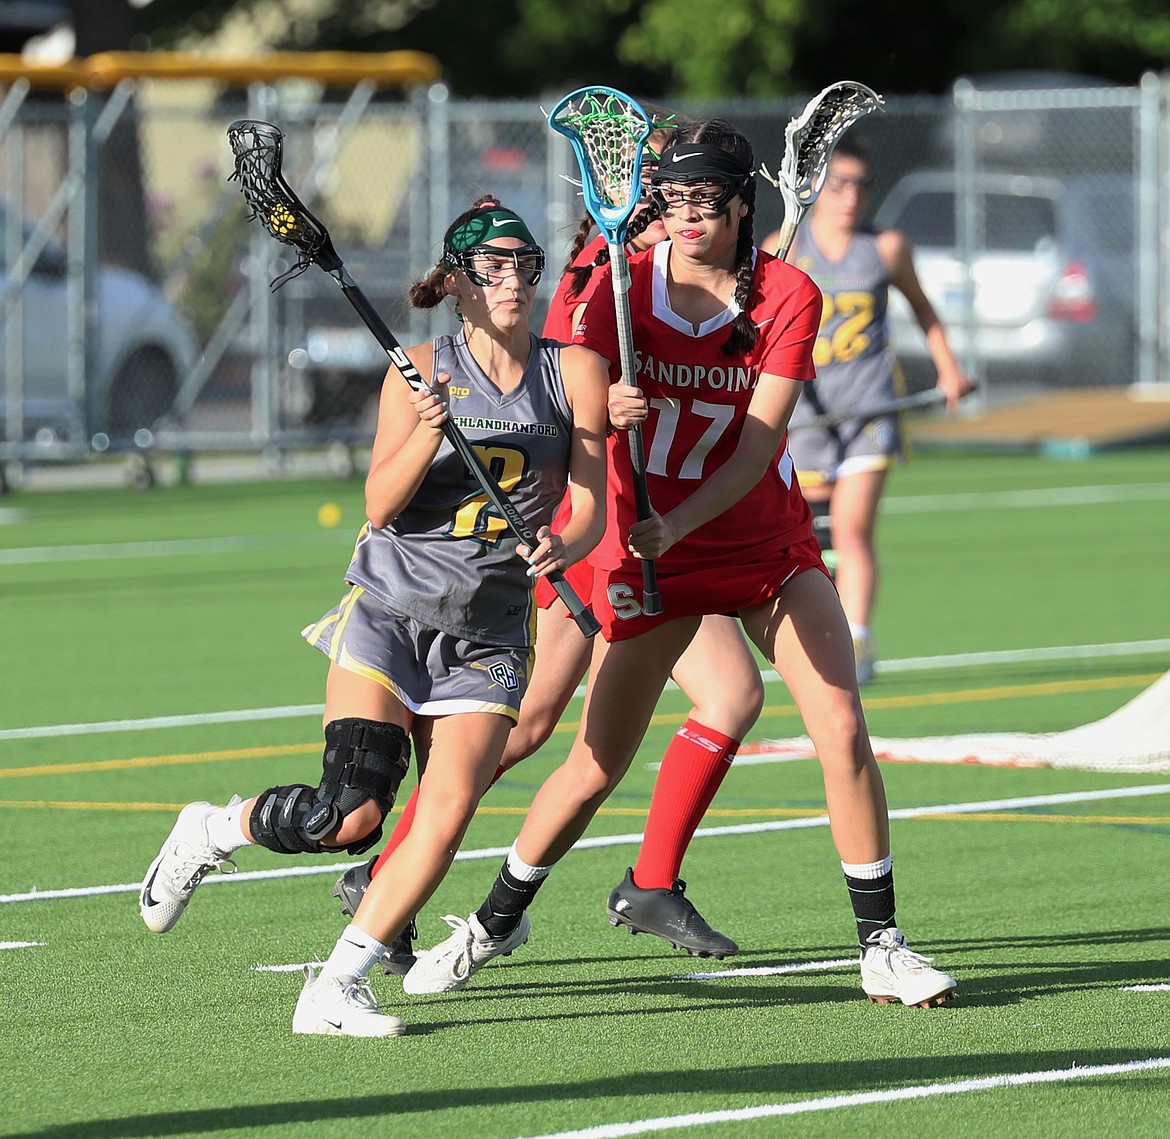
[
  {"left": 505, "top": 841, "right": 553, "bottom": 883},
  {"left": 205, "top": 797, "right": 250, "bottom": 855},
  {"left": 319, "top": 924, "right": 388, "bottom": 982},
  {"left": 841, "top": 855, "right": 892, "bottom": 879},
  {"left": 848, "top": 622, "right": 870, "bottom": 642}
]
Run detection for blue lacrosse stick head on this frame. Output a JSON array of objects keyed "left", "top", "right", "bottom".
[{"left": 548, "top": 85, "right": 654, "bottom": 245}]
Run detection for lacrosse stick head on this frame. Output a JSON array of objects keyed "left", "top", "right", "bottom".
[
  {"left": 548, "top": 86, "right": 654, "bottom": 244},
  {"left": 226, "top": 118, "right": 342, "bottom": 288},
  {"left": 766, "top": 81, "right": 885, "bottom": 208}
]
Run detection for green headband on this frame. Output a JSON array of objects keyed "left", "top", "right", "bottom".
[{"left": 444, "top": 207, "right": 536, "bottom": 254}]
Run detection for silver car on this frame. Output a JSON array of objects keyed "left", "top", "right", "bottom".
[
  {"left": 1, "top": 203, "right": 198, "bottom": 446},
  {"left": 874, "top": 171, "right": 1137, "bottom": 390}
]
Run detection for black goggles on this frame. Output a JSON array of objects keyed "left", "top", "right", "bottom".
[
  {"left": 649, "top": 178, "right": 747, "bottom": 213},
  {"left": 444, "top": 243, "right": 546, "bottom": 287}
]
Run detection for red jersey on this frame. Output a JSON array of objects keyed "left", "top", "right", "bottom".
[
  {"left": 541, "top": 234, "right": 608, "bottom": 342},
  {"left": 575, "top": 240, "right": 822, "bottom": 577}
]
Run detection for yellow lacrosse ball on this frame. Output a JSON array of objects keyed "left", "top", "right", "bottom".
[
  {"left": 269, "top": 204, "right": 298, "bottom": 237},
  {"left": 317, "top": 502, "right": 343, "bottom": 529}
]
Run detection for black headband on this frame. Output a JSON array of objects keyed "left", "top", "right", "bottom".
[{"left": 652, "top": 143, "right": 754, "bottom": 186}]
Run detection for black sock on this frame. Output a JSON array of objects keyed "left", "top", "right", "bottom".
[
  {"left": 476, "top": 860, "right": 547, "bottom": 937},
  {"left": 844, "top": 869, "right": 896, "bottom": 948}
]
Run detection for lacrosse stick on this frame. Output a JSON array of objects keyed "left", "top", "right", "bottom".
[
  {"left": 793, "top": 387, "right": 946, "bottom": 430},
  {"left": 760, "top": 81, "right": 885, "bottom": 261},
  {"left": 225, "top": 119, "right": 601, "bottom": 638},
  {"left": 548, "top": 86, "right": 663, "bottom": 617}
]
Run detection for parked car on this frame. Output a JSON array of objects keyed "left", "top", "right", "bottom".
[
  {"left": 0, "top": 203, "right": 198, "bottom": 447},
  {"left": 873, "top": 171, "right": 1138, "bottom": 390}
]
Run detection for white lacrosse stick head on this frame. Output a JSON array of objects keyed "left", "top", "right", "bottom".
[{"left": 761, "top": 81, "right": 885, "bottom": 220}]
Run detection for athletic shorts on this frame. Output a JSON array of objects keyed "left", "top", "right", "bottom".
[
  {"left": 787, "top": 413, "right": 903, "bottom": 486},
  {"left": 533, "top": 557, "right": 596, "bottom": 612},
  {"left": 590, "top": 533, "right": 831, "bottom": 642},
  {"left": 302, "top": 585, "right": 531, "bottom": 721}
]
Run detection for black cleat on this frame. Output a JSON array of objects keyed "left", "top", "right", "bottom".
[
  {"left": 332, "top": 856, "right": 374, "bottom": 918},
  {"left": 331, "top": 857, "right": 417, "bottom": 977},
  {"left": 606, "top": 867, "right": 739, "bottom": 959}
]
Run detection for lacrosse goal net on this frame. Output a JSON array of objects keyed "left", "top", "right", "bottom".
[{"left": 745, "top": 670, "right": 1170, "bottom": 773}]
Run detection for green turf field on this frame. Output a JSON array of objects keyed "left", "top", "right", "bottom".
[{"left": 2, "top": 450, "right": 1169, "bottom": 1137}]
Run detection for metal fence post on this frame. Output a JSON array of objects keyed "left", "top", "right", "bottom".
[
  {"left": 424, "top": 81, "right": 449, "bottom": 343},
  {"left": 65, "top": 87, "right": 98, "bottom": 447},
  {"left": 246, "top": 82, "right": 280, "bottom": 458},
  {"left": 1136, "top": 72, "right": 1161, "bottom": 392},
  {"left": 3, "top": 83, "right": 29, "bottom": 474},
  {"left": 952, "top": 78, "right": 984, "bottom": 409},
  {"left": 1159, "top": 73, "right": 1170, "bottom": 393}
]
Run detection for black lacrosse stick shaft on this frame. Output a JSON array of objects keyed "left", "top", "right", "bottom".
[
  {"left": 226, "top": 119, "right": 600, "bottom": 638},
  {"left": 337, "top": 277, "right": 601, "bottom": 639}
]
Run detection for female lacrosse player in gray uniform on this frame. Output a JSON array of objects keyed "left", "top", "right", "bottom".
[
  {"left": 775, "top": 134, "right": 971, "bottom": 684},
  {"left": 138, "top": 198, "right": 609, "bottom": 1037}
]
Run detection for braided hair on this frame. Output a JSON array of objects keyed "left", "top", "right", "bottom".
[
  {"left": 670, "top": 119, "right": 759, "bottom": 357},
  {"left": 562, "top": 203, "right": 665, "bottom": 299}
]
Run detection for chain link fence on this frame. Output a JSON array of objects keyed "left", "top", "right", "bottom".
[{"left": 2, "top": 66, "right": 1169, "bottom": 481}]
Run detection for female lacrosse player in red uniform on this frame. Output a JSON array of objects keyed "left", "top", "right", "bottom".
[
  {"left": 764, "top": 134, "right": 972, "bottom": 684},
  {"left": 335, "top": 124, "right": 767, "bottom": 968},
  {"left": 138, "top": 198, "right": 610, "bottom": 1036},
  {"left": 406, "top": 120, "right": 957, "bottom": 1010}
]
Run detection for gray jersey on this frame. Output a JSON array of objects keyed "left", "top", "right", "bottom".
[
  {"left": 345, "top": 331, "right": 573, "bottom": 648},
  {"left": 788, "top": 224, "right": 895, "bottom": 423}
]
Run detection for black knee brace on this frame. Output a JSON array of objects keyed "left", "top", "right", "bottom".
[{"left": 250, "top": 718, "right": 410, "bottom": 856}]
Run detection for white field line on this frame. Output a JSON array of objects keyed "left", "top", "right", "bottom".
[
  {"left": 517, "top": 1057, "right": 1170, "bottom": 1139},
  {"left": 251, "top": 962, "right": 324, "bottom": 973},
  {"left": 0, "top": 530, "right": 349, "bottom": 566},
  {"left": 0, "top": 482, "right": 1163, "bottom": 568},
  {"left": 0, "top": 941, "right": 44, "bottom": 949},
  {"left": 4, "top": 783, "right": 1169, "bottom": 907},
  {"left": 3, "top": 638, "right": 1168, "bottom": 743},
  {"left": 1124, "top": 984, "right": 1170, "bottom": 992},
  {"left": 881, "top": 482, "right": 1170, "bottom": 515},
  {"left": 679, "top": 958, "right": 855, "bottom": 981}
]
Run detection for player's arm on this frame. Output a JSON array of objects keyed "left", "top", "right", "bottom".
[
  {"left": 878, "top": 228, "right": 972, "bottom": 408},
  {"left": 364, "top": 343, "right": 449, "bottom": 529}
]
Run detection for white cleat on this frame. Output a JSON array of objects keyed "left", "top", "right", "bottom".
[
  {"left": 292, "top": 965, "right": 405, "bottom": 1037},
  {"left": 861, "top": 926, "right": 957, "bottom": 1008},
  {"left": 403, "top": 911, "right": 531, "bottom": 995},
  {"left": 139, "top": 799, "right": 239, "bottom": 933}
]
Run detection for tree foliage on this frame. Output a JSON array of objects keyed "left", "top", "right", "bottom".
[{"left": 136, "top": 0, "right": 1170, "bottom": 97}]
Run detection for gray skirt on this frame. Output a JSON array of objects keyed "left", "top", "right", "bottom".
[{"left": 302, "top": 585, "right": 531, "bottom": 722}]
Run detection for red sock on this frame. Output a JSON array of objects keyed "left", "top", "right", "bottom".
[
  {"left": 633, "top": 719, "right": 738, "bottom": 890},
  {"left": 371, "top": 763, "right": 507, "bottom": 878}
]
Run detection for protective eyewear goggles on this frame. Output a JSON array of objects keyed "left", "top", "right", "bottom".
[
  {"left": 823, "top": 172, "right": 874, "bottom": 194},
  {"left": 649, "top": 177, "right": 745, "bottom": 213},
  {"left": 445, "top": 243, "right": 546, "bottom": 286}
]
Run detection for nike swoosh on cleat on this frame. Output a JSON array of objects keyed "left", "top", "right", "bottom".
[{"left": 141, "top": 869, "right": 161, "bottom": 908}]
